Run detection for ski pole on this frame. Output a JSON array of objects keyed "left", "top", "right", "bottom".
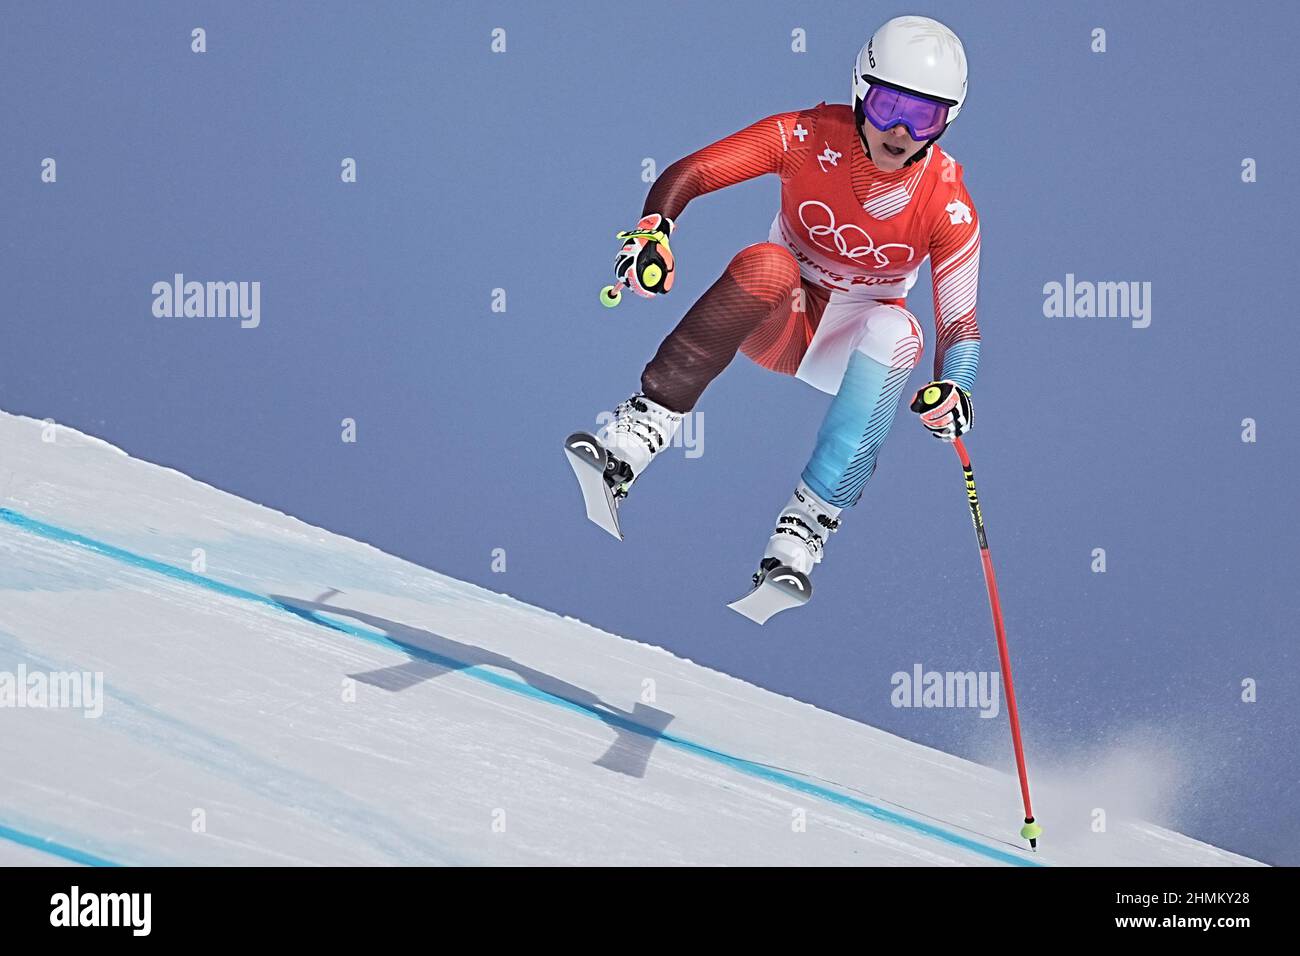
[
  {"left": 911, "top": 388, "right": 1041, "bottom": 849},
  {"left": 599, "top": 283, "right": 624, "bottom": 307}
]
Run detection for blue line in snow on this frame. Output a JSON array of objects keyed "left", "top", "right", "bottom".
[
  {"left": 0, "top": 822, "right": 121, "bottom": 867},
  {"left": 0, "top": 508, "right": 1042, "bottom": 867}
]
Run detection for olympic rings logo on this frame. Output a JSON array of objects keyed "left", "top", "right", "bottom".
[{"left": 797, "top": 200, "right": 915, "bottom": 268}]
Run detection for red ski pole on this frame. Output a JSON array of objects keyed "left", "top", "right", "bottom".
[{"left": 912, "top": 387, "right": 1041, "bottom": 849}]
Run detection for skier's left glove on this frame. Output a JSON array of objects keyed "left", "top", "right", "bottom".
[
  {"left": 613, "top": 213, "right": 675, "bottom": 299},
  {"left": 909, "top": 380, "right": 973, "bottom": 442}
]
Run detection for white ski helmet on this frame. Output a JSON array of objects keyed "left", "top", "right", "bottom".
[{"left": 852, "top": 16, "right": 968, "bottom": 132}]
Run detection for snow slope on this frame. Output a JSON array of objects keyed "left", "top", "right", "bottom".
[{"left": 0, "top": 412, "right": 1258, "bottom": 866}]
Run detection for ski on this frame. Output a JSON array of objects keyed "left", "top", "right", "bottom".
[
  {"left": 727, "top": 560, "right": 812, "bottom": 624},
  {"left": 564, "top": 431, "right": 623, "bottom": 540}
]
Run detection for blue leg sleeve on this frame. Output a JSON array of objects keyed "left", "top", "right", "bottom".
[{"left": 801, "top": 350, "right": 914, "bottom": 508}]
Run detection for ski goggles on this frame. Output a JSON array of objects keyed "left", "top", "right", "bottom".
[{"left": 860, "top": 80, "right": 952, "bottom": 140}]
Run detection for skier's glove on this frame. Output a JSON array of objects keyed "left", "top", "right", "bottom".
[
  {"left": 909, "top": 380, "right": 973, "bottom": 442},
  {"left": 613, "top": 213, "right": 675, "bottom": 299}
]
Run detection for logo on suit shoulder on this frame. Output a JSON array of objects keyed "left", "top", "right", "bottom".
[{"left": 816, "top": 144, "right": 842, "bottom": 172}]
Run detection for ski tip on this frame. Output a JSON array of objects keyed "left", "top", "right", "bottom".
[
  {"left": 563, "top": 431, "right": 624, "bottom": 540},
  {"left": 727, "top": 566, "right": 812, "bottom": 625},
  {"left": 726, "top": 598, "right": 769, "bottom": 625},
  {"left": 564, "top": 431, "right": 603, "bottom": 462}
]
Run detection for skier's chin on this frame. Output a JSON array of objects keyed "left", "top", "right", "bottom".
[{"left": 876, "top": 141, "right": 913, "bottom": 169}]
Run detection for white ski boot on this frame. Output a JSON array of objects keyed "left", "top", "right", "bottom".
[
  {"left": 763, "top": 482, "right": 842, "bottom": 574},
  {"left": 729, "top": 482, "right": 841, "bottom": 624},
  {"left": 596, "top": 394, "right": 683, "bottom": 484},
  {"left": 564, "top": 394, "right": 683, "bottom": 539}
]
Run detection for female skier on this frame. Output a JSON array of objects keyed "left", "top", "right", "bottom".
[{"left": 565, "top": 16, "right": 980, "bottom": 622}]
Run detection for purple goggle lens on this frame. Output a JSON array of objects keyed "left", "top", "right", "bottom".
[{"left": 861, "top": 83, "right": 950, "bottom": 140}]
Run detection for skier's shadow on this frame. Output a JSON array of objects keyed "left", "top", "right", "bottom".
[{"left": 268, "top": 591, "right": 675, "bottom": 779}]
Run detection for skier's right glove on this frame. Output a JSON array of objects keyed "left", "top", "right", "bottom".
[{"left": 612, "top": 213, "right": 675, "bottom": 298}]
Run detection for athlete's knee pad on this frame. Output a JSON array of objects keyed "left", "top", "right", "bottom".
[
  {"left": 727, "top": 242, "right": 801, "bottom": 307},
  {"left": 848, "top": 304, "right": 924, "bottom": 369}
]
